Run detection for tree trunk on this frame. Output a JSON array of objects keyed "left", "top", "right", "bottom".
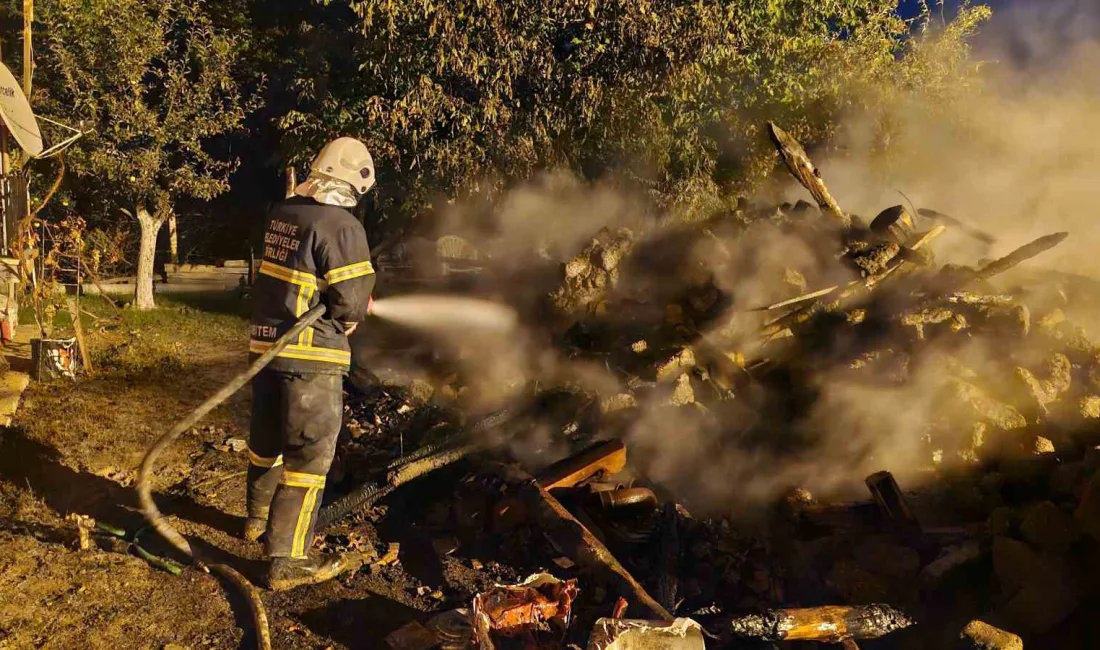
[
  {"left": 166, "top": 214, "right": 179, "bottom": 266},
  {"left": 285, "top": 167, "right": 297, "bottom": 199},
  {"left": 135, "top": 204, "right": 164, "bottom": 311}
]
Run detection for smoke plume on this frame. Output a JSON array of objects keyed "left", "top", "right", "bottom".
[{"left": 386, "top": 2, "right": 1100, "bottom": 514}]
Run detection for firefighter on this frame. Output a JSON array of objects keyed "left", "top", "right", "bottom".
[{"left": 244, "top": 137, "right": 377, "bottom": 591}]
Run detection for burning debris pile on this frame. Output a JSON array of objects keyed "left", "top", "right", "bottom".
[{"left": 320, "top": 123, "right": 1100, "bottom": 648}]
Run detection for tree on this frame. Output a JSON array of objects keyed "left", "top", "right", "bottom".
[
  {"left": 35, "top": 0, "right": 251, "bottom": 309},
  {"left": 274, "top": 0, "right": 989, "bottom": 223}
]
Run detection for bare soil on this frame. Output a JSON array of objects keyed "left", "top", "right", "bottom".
[{"left": 0, "top": 295, "right": 480, "bottom": 650}]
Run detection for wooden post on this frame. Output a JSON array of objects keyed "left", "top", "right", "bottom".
[
  {"left": 166, "top": 215, "right": 179, "bottom": 266},
  {"left": 66, "top": 297, "right": 92, "bottom": 376},
  {"left": 23, "top": 0, "right": 32, "bottom": 96},
  {"left": 17, "top": 0, "right": 32, "bottom": 262},
  {"left": 0, "top": 23, "right": 9, "bottom": 257},
  {"left": 766, "top": 122, "right": 850, "bottom": 229}
]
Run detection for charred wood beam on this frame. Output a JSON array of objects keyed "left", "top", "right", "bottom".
[
  {"left": 495, "top": 439, "right": 629, "bottom": 527},
  {"left": 754, "top": 285, "right": 841, "bottom": 312},
  {"left": 319, "top": 408, "right": 516, "bottom": 530},
  {"left": 759, "top": 226, "right": 946, "bottom": 339},
  {"left": 974, "top": 232, "right": 1068, "bottom": 282},
  {"left": 318, "top": 443, "right": 482, "bottom": 530},
  {"left": 905, "top": 232, "right": 1070, "bottom": 314},
  {"left": 917, "top": 208, "right": 997, "bottom": 245},
  {"left": 767, "top": 122, "right": 850, "bottom": 229},
  {"left": 946, "top": 292, "right": 1016, "bottom": 307},
  {"left": 728, "top": 604, "right": 914, "bottom": 643},
  {"left": 515, "top": 476, "right": 674, "bottom": 621},
  {"left": 864, "top": 226, "right": 947, "bottom": 289},
  {"left": 865, "top": 471, "right": 922, "bottom": 536},
  {"left": 539, "top": 439, "right": 627, "bottom": 491}
]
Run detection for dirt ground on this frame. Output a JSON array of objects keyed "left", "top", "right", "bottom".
[{"left": 0, "top": 293, "right": 491, "bottom": 650}]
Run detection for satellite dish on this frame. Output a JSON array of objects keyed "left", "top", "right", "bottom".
[{"left": 0, "top": 61, "right": 42, "bottom": 158}]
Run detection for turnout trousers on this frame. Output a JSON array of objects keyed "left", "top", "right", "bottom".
[{"left": 246, "top": 369, "right": 343, "bottom": 558}]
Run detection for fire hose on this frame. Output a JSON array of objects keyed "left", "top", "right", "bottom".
[
  {"left": 137, "top": 301, "right": 513, "bottom": 647},
  {"left": 136, "top": 303, "right": 327, "bottom": 650}
]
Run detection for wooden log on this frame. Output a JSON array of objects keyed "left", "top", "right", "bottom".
[
  {"left": 974, "top": 232, "right": 1068, "bottom": 282},
  {"left": 539, "top": 439, "right": 627, "bottom": 491},
  {"left": 958, "top": 620, "right": 1023, "bottom": 650},
  {"left": 865, "top": 471, "right": 920, "bottom": 533},
  {"left": 904, "top": 232, "right": 1070, "bottom": 316},
  {"left": 864, "top": 225, "right": 947, "bottom": 289},
  {"left": 767, "top": 122, "right": 850, "bottom": 229},
  {"left": 870, "top": 206, "right": 916, "bottom": 244},
  {"left": 758, "top": 226, "right": 946, "bottom": 339},
  {"left": 728, "top": 604, "right": 914, "bottom": 643},
  {"left": 516, "top": 477, "right": 673, "bottom": 621},
  {"left": 494, "top": 440, "right": 627, "bottom": 527},
  {"left": 754, "top": 285, "right": 840, "bottom": 312}
]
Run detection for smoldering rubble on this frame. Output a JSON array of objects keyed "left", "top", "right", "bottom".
[{"left": 302, "top": 122, "right": 1100, "bottom": 649}]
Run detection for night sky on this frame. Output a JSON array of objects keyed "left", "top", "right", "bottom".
[
  {"left": 898, "top": 0, "right": 1004, "bottom": 18},
  {"left": 898, "top": 0, "right": 1100, "bottom": 67}
]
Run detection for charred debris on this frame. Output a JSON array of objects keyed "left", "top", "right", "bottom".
[{"left": 305, "top": 122, "right": 1100, "bottom": 649}]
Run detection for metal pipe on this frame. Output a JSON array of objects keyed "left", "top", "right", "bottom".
[{"left": 594, "top": 487, "right": 659, "bottom": 510}]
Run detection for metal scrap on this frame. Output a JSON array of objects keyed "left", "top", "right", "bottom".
[
  {"left": 471, "top": 573, "right": 579, "bottom": 649},
  {"left": 586, "top": 618, "right": 705, "bottom": 650},
  {"left": 592, "top": 487, "right": 658, "bottom": 511}
]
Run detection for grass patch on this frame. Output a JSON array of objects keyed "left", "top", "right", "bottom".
[
  {"left": 25, "top": 291, "right": 250, "bottom": 381},
  {"left": 8, "top": 289, "right": 255, "bottom": 479}
]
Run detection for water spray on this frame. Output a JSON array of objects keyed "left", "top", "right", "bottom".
[{"left": 369, "top": 294, "right": 519, "bottom": 336}]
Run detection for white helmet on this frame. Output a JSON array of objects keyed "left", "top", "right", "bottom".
[{"left": 310, "top": 137, "right": 375, "bottom": 194}]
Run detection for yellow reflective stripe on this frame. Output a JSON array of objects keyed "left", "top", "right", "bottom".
[
  {"left": 249, "top": 341, "right": 352, "bottom": 365},
  {"left": 295, "top": 284, "right": 315, "bottom": 345},
  {"left": 305, "top": 327, "right": 315, "bottom": 347},
  {"left": 291, "top": 487, "right": 320, "bottom": 558},
  {"left": 258, "top": 261, "right": 317, "bottom": 288},
  {"left": 248, "top": 449, "right": 284, "bottom": 468},
  {"left": 280, "top": 472, "right": 325, "bottom": 558},
  {"left": 277, "top": 347, "right": 351, "bottom": 364},
  {"left": 280, "top": 470, "right": 327, "bottom": 489},
  {"left": 325, "top": 260, "right": 375, "bottom": 284}
]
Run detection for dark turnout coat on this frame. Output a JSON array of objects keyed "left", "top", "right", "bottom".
[{"left": 250, "top": 196, "right": 376, "bottom": 374}]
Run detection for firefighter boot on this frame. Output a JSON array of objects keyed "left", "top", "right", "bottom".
[
  {"left": 242, "top": 516, "right": 267, "bottom": 542},
  {"left": 266, "top": 552, "right": 353, "bottom": 591}
]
